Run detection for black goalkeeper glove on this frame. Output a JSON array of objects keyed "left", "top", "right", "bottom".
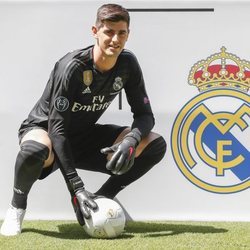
[
  {"left": 101, "top": 128, "right": 141, "bottom": 175},
  {"left": 68, "top": 176, "right": 98, "bottom": 226}
]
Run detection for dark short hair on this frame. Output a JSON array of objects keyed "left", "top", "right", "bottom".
[{"left": 95, "top": 4, "right": 130, "bottom": 28}]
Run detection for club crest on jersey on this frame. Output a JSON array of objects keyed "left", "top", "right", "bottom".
[
  {"left": 54, "top": 96, "right": 69, "bottom": 112},
  {"left": 83, "top": 70, "right": 93, "bottom": 86},
  {"left": 171, "top": 47, "right": 250, "bottom": 194},
  {"left": 113, "top": 77, "right": 123, "bottom": 91}
]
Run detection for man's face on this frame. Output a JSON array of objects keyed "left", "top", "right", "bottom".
[{"left": 92, "top": 20, "right": 129, "bottom": 58}]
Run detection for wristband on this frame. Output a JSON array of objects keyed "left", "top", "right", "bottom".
[
  {"left": 124, "top": 128, "right": 142, "bottom": 145},
  {"left": 68, "top": 176, "right": 84, "bottom": 193}
]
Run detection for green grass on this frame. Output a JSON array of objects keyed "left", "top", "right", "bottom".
[{"left": 0, "top": 220, "right": 249, "bottom": 250}]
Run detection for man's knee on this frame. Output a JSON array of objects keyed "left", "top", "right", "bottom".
[
  {"left": 19, "top": 140, "right": 50, "bottom": 166},
  {"left": 136, "top": 133, "right": 167, "bottom": 165},
  {"left": 113, "top": 128, "right": 167, "bottom": 161},
  {"left": 20, "top": 129, "right": 54, "bottom": 167},
  {"left": 136, "top": 132, "right": 166, "bottom": 157}
]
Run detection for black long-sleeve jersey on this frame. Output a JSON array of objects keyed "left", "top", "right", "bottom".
[{"left": 20, "top": 45, "right": 155, "bottom": 175}]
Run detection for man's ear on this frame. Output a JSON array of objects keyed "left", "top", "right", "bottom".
[{"left": 92, "top": 26, "right": 98, "bottom": 38}]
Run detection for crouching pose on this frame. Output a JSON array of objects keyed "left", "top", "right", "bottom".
[{"left": 1, "top": 3, "right": 166, "bottom": 236}]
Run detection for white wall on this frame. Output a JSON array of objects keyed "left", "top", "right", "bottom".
[{"left": 0, "top": 0, "right": 249, "bottom": 221}]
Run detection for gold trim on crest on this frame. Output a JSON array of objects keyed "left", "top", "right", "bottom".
[{"left": 83, "top": 70, "right": 93, "bottom": 86}]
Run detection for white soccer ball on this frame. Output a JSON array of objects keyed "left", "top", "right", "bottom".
[{"left": 83, "top": 197, "right": 126, "bottom": 238}]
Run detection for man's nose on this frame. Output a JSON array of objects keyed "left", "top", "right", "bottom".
[{"left": 112, "top": 34, "right": 119, "bottom": 42}]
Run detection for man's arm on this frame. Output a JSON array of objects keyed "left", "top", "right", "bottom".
[
  {"left": 101, "top": 52, "right": 155, "bottom": 175},
  {"left": 125, "top": 53, "right": 155, "bottom": 137},
  {"left": 47, "top": 61, "right": 77, "bottom": 178},
  {"left": 47, "top": 60, "right": 97, "bottom": 223}
]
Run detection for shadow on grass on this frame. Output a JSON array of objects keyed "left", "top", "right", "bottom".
[
  {"left": 22, "top": 221, "right": 228, "bottom": 240},
  {"left": 22, "top": 223, "right": 110, "bottom": 240},
  {"left": 125, "top": 221, "right": 228, "bottom": 238}
]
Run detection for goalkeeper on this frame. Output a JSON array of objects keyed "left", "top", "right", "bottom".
[{"left": 1, "top": 3, "right": 166, "bottom": 236}]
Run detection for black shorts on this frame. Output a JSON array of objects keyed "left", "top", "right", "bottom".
[{"left": 19, "top": 124, "right": 127, "bottom": 179}]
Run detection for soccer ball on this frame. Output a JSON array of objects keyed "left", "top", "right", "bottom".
[{"left": 83, "top": 197, "right": 126, "bottom": 238}]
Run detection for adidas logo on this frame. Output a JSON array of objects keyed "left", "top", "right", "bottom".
[{"left": 82, "top": 87, "right": 91, "bottom": 94}]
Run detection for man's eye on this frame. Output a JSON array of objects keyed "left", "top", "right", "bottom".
[
  {"left": 105, "top": 30, "right": 114, "bottom": 35},
  {"left": 119, "top": 31, "right": 127, "bottom": 36}
]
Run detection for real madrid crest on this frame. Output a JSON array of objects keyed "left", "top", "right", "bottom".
[
  {"left": 83, "top": 70, "right": 93, "bottom": 86},
  {"left": 113, "top": 77, "right": 123, "bottom": 91},
  {"left": 171, "top": 47, "right": 250, "bottom": 194}
]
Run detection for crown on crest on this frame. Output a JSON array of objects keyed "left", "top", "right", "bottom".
[{"left": 188, "top": 47, "right": 250, "bottom": 92}]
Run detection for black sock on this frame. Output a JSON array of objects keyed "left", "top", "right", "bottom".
[
  {"left": 11, "top": 140, "right": 49, "bottom": 209},
  {"left": 95, "top": 136, "right": 167, "bottom": 199}
]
